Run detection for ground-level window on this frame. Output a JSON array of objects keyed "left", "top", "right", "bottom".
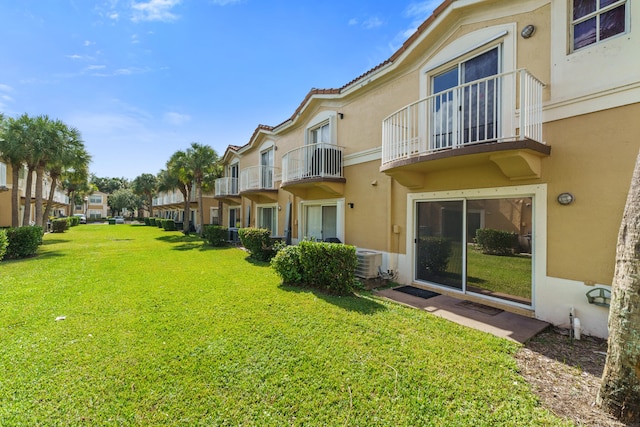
[
  {"left": 415, "top": 196, "right": 533, "bottom": 306},
  {"left": 572, "top": 0, "right": 627, "bottom": 50},
  {"left": 303, "top": 203, "right": 339, "bottom": 242},
  {"left": 210, "top": 208, "right": 220, "bottom": 226},
  {"left": 88, "top": 210, "right": 102, "bottom": 220},
  {"left": 257, "top": 205, "right": 277, "bottom": 235},
  {"left": 229, "top": 207, "right": 241, "bottom": 228},
  {"left": 0, "top": 162, "right": 6, "bottom": 186}
]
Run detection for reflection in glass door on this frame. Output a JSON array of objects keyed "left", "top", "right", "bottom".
[{"left": 415, "top": 197, "right": 533, "bottom": 306}]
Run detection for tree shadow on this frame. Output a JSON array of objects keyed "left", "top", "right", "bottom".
[
  {"left": 41, "top": 238, "right": 70, "bottom": 246},
  {"left": 278, "top": 283, "right": 388, "bottom": 315}
]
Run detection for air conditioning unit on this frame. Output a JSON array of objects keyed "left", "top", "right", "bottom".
[
  {"left": 227, "top": 227, "right": 240, "bottom": 243},
  {"left": 355, "top": 250, "right": 382, "bottom": 279}
]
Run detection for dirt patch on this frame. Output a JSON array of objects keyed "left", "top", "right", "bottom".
[{"left": 515, "top": 327, "right": 637, "bottom": 426}]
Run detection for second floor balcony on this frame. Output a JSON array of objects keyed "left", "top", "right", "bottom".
[
  {"left": 281, "top": 142, "right": 346, "bottom": 198},
  {"left": 239, "top": 165, "right": 279, "bottom": 202},
  {"left": 214, "top": 177, "right": 240, "bottom": 204},
  {"left": 381, "top": 69, "right": 550, "bottom": 186}
]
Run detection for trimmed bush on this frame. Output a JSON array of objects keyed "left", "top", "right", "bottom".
[
  {"left": 297, "top": 241, "right": 357, "bottom": 295},
  {"left": 418, "top": 237, "right": 451, "bottom": 274},
  {"left": 0, "top": 229, "right": 7, "bottom": 261},
  {"left": 203, "top": 225, "right": 228, "bottom": 247},
  {"left": 6, "top": 226, "right": 43, "bottom": 259},
  {"left": 238, "top": 228, "right": 274, "bottom": 261},
  {"left": 475, "top": 228, "right": 518, "bottom": 256},
  {"left": 163, "top": 219, "right": 177, "bottom": 231},
  {"left": 144, "top": 218, "right": 151, "bottom": 226},
  {"left": 69, "top": 216, "right": 80, "bottom": 227},
  {"left": 270, "top": 245, "right": 302, "bottom": 284},
  {"left": 157, "top": 219, "right": 165, "bottom": 228},
  {"left": 149, "top": 218, "right": 157, "bottom": 226},
  {"left": 51, "top": 219, "right": 69, "bottom": 233}
]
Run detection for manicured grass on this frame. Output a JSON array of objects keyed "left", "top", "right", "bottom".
[
  {"left": 467, "top": 246, "right": 532, "bottom": 299},
  {"left": 0, "top": 225, "right": 567, "bottom": 425}
]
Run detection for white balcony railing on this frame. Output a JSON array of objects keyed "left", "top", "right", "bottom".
[
  {"left": 382, "top": 69, "right": 544, "bottom": 166},
  {"left": 281, "top": 142, "right": 344, "bottom": 184},
  {"left": 214, "top": 177, "right": 239, "bottom": 197},
  {"left": 239, "top": 166, "right": 279, "bottom": 192}
]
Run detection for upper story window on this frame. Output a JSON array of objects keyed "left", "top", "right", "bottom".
[
  {"left": 572, "top": 0, "right": 627, "bottom": 50},
  {"left": 310, "top": 122, "right": 331, "bottom": 144},
  {"left": 0, "top": 162, "right": 6, "bottom": 186},
  {"left": 89, "top": 195, "right": 103, "bottom": 204}
]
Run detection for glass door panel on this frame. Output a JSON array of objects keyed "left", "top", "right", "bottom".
[
  {"left": 466, "top": 198, "right": 532, "bottom": 305},
  {"left": 322, "top": 206, "right": 337, "bottom": 241},
  {"left": 416, "top": 201, "right": 464, "bottom": 290},
  {"left": 305, "top": 205, "right": 322, "bottom": 241}
]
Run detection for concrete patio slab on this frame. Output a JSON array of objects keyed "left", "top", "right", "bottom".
[{"left": 375, "top": 287, "right": 549, "bottom": 344}]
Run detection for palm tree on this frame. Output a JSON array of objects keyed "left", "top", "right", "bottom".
[
  {"left": 132, "top": 173, "right": 158, "bottom": 218},
  {"left": 164, "top": 151, "right": 194, "bottom": 233},
  {"left": 184, "top": 142, "right": 222, "bottom": 235},
  {"left": 34, "top": 117, "right": 66, "bottom": 227},
  {"left": 42, "top": 125, "right": 91, "bottom": 224},
  {"left": 0, "top": 114, "right": 30, "bottom": 227}
]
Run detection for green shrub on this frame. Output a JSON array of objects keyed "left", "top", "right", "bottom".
[
  {"left": 238, "top": 228, "right": 273, "bottom": 261},
  {"left": 6, "top": 226, "right": 43, "bottom": 259},
  {"left": 149, "top": 218, "right": 156, "bottom": 226},
  {"left": 163, "top": 219, "right": 177, "bottom": 231},
  {"left": 270, "top": 245, "right": 302, "bottom": 284},
  {"left": 51, "top": 219, "right": 69, "bottom": 233},
  {"left": 69, "top": 216, "right": 80, "bottom": 227},
  {"left": 157, "top": 219, "right": 165, "bottom": 228},
  {"left": 203, "top": 225, "right": 228, "bottom": 247},
  {"left": 418, "top": 237, "right": 451, "bottom": 274},
  {"left": 0, "top": 229, "right": 8, "bottom": 261},
  {"left": 297, "top": 241, "right": 358, "bottom": 295},
  {"left": 144, "top": 218, "right": 150, "bottom": 226},
  {"left": 475, "top": 228, "right": 518, "bottom": 256}
]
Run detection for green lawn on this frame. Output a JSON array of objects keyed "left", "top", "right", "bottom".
[{"left": 0, "top": 225, "right": 566, "bottom": 426}]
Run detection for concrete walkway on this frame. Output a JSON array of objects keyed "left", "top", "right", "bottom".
[{"left": 375, "top": 287, "right": 549, "bottom": 344}]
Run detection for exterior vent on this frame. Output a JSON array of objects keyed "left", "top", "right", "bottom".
[{"left": 355, "top": 250, "right": 382, "bottom": 279}]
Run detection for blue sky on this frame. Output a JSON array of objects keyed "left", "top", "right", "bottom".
[{"left": 0, "top": 0, "right": 439, "bottom": 180}]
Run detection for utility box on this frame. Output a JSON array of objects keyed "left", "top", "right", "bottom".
[{"left": 355, "top": 250, "right": 382, "bottom": 279}]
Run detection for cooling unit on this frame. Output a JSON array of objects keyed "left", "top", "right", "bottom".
[{"left": 355, "top": 250, "right": 382, "bottom": 279}]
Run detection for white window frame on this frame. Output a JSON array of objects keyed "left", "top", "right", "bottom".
[
  {"left": 298, "top": 198, "right": 345, "bottom": 243},
  {"left": 256, "top": 203, "right": 278, "bottom": 236},
  {"left": 305, "top": 111, "right": 338, "bottom": 146},
  {"left": 0, "top": 162, "right": 6, "bottom": 187},
  {"left": 89, "top": 195, "right": 103, "bottom": 204},
  {"left": 571, "top": 0, "right": 628, "bottom": 52}
]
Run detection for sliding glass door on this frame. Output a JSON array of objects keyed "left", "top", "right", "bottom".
[{"left": 415, "top": 196, "right": 532, "bottom": 306}]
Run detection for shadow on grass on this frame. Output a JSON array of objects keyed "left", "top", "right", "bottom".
[
  {"left": 41, "top": 239, "right": 70, "bottom": 246},
  {"left": 279, "top": 283, "right": 388, "bottom": 315}
]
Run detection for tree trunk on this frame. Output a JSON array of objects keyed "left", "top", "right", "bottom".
[
  {"left": 22, "top": 167, "right": 34, "bottom": 226},
  {"left": 34, "top": 164, "right": 45, "bottom": 227},
  {"left": 597, "top": 149, "right": 640, "bottom": 423},
  {"left": 147, "top": 192, "right": 153, "bottom": 217},
  {"left": 43, "top": 175, "right": 58, "bottom": 225},
  {"left": 10, "top": 164, "right": 20, "bottom": 227},
  {"left": 197, "top": 180, "right": 205, "bottom": 236},
  {"left": 181, "top": 186, "right": 190, "bottom": 234}
]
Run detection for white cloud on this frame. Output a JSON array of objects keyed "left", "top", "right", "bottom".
[
  {"left": 131, "top": 0, "right": 181, "bottom": 22},
  {"left": 67, "top": 54, "right": 95, "bottom": 61},
  {"left": 164, "top": 112, "right": 191, "bottom": 125},
  {"left": 403, "top": 0, "right": 440, "bottom": 34},
  {"left": 83, "top": 40, "right": 94, "bottom": 47},
  {"left": 86, "top": 65, "right": 107, "bottom": 71},
  {"left": 0, "top": 83, "right": 14, "bottom": 93},
  {"left": 362, "top": 16, "right": 383, "bottom": 29},
  {"left": 348, "top": 18, "right": 358, "bottom": 26},
  {"left": 131, "top": 34, "right": 140, "bottom": 44}
]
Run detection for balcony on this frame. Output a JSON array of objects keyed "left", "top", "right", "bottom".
[
  {"left": 214, "top": 177, "right": 240, "bottom": 204},
  {"left": 381, "top": 69, "right": 550, "bottom": 187},
  {"left": 281, "top": 142, "right": 346, "bottom": 198},
  {"left": 239, "top": 166, "right": 279, "bottom": 202}
]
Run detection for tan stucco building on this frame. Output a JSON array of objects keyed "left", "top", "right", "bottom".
[{"left": 227, "top": 0, "right": 636, "bottom": 338}]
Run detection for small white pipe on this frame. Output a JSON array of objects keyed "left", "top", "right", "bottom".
[{"left": 573, "top": 317, "right": 581, "bottom": 340}]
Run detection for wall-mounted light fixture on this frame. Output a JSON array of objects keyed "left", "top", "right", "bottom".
[
  {"left": 338, "top": 113, "right": 344, "bottom": 119},
  {"left": 278, "top": 205, "right": 282, "bottom": 211},
  {"left": 348, "top": 203, "right": 354, "bottom": 209},
  {"left": 521, "top": 24, "right": 536, "bottom": 39},
  {"left": 557, "top": 192, "right": 574, "bottom": 205}
]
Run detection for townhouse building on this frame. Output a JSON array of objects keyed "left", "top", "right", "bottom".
[
  {"left": 152, "top": 187, "right": 220, "bottom": 231},
  {"left": 215, "top": 0, "right": 638, "bottom": 338},
  {"left": 0, "top": 163, "right": 70, "bottom": 227}
]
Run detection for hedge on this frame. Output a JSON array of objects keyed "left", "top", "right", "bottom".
[
  {"left": 149, "top": 218, "right": 157, "bottom": 226},
  {"left": 5, "top": 226, "right": 43, "bottom": 259},
  {"left": 271, "top": 241, "right": 358, "bottom": 295},
  {"left": 203, "top": 225, "right": 228, "bottom": 247},
  {"left": 417, "top": 237, "right": 451, "bottom": 274},
  {"left": 0, "top": 229, "right": 8, "bottom": 261},
  {"left": 51, "top": 219, "right": 69, "bottom": 233},
  {"left": 163, "top": 219, "right": 177, "bottom": 231},
  {"left": 475, "top": 228, "right": 518, "bottom": 255},
  {"left": 238, "top": 228, "right": 273, "bottom": 261}
]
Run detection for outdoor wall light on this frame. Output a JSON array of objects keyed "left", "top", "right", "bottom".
[
  {"left": 348, "top": 203, "right": 354, "bottom": 209},
  {"left": 557, "top": 192, "right": 574, "bottom": 205},
  {"left": 521, "top": 24, "right": 536, "bottom": 39},
  {"left": 338, "top": 113, "right": 344, "bottom": 119}
]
